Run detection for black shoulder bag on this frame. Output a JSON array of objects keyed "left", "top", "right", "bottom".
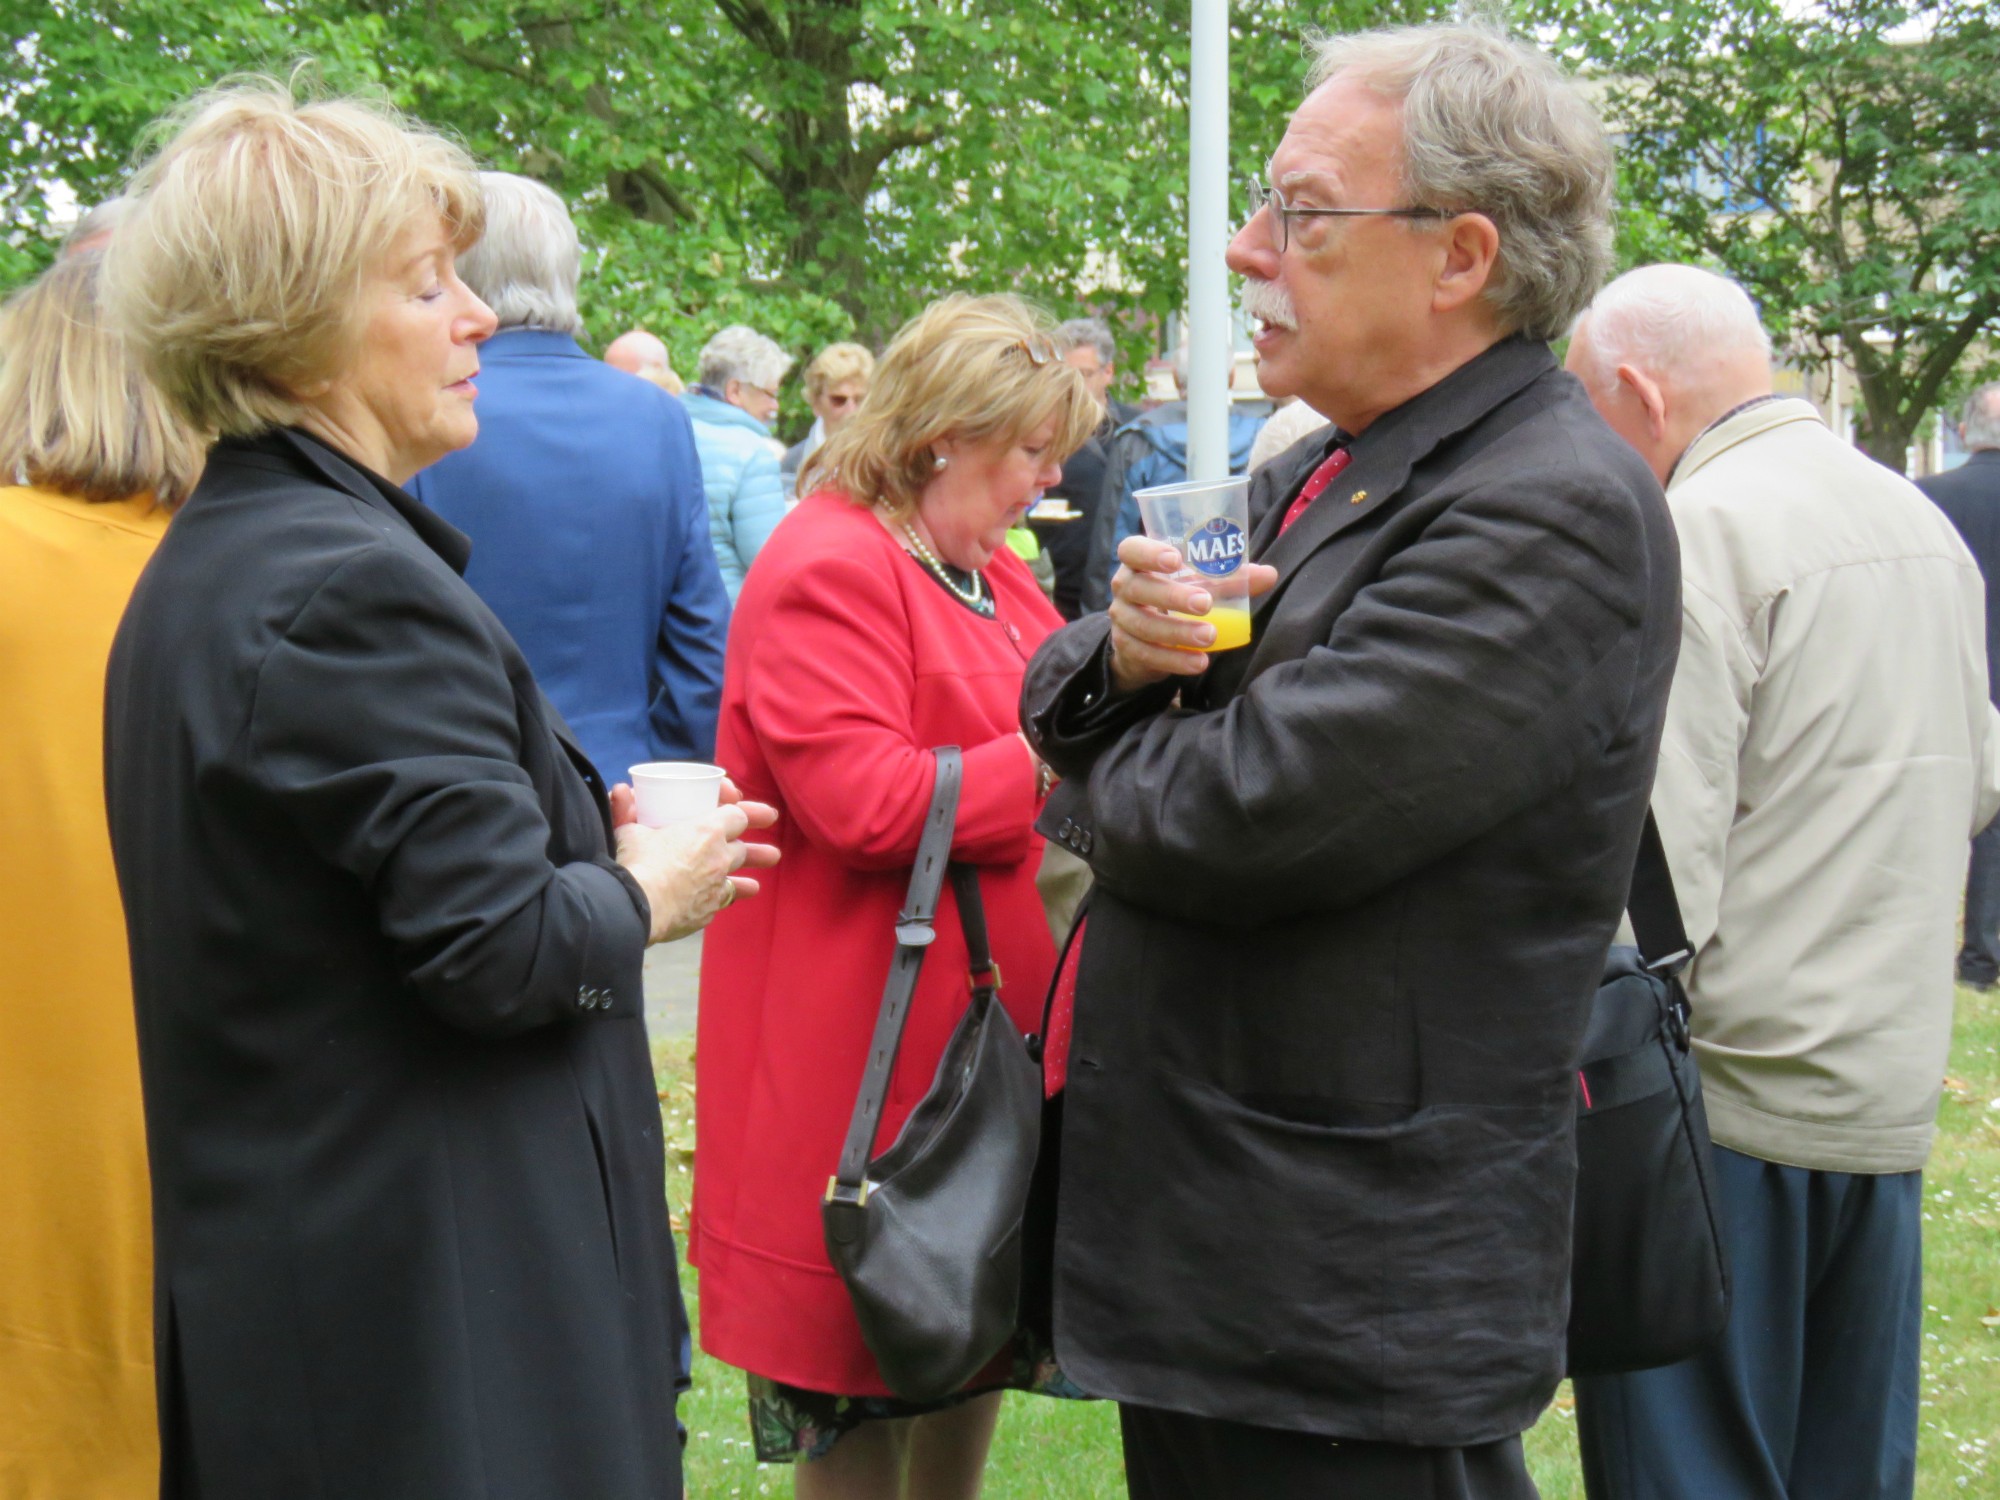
[
  {"left": 1567, "top": 812, "right": 1733, "bottom": 1376},
  {"left": 822, "top": 747, "right": 1047, "bottom": 1403}
]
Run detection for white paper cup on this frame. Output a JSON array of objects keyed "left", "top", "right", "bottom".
[{"left": 628, "top": 762, "right": 726, "bottom": 827}]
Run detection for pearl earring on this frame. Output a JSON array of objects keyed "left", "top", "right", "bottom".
[{"left": 934, "top": 454, "right": 949, "bottom": 471}]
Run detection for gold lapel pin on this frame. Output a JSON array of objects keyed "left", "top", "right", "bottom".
[{"left": 1350, "top": 489, "right": 1369, "bottom": 505}]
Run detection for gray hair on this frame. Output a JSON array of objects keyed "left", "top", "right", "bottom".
[
  {"left": 697, "top": 325, "right": 792, "bottom": 393},
  {"left": 456, "top": 172, "right": 581, "bottom": 336},
  {"left": 1309, "top": 23, "right": 1615, "bottom": 342},
  {"left": 1964, "top": 381, "right": 2000, "bottom": 451},
  {"left": 1574, "top": 264, "right": 1771, "bottom": 392},
  {"left": 1055, "top": 318, "right": 1115, "bottom": 366}
]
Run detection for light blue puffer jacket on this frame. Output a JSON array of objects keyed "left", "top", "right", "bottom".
[{"left": 683, "top": 388, "right": 788, "bottom": 601}]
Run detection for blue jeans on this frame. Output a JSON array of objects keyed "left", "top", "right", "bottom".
[
  {"left": 1959, "top": 821, "right": 2000, "bottom": 984},
  {"left": 1572, "top": 1146, "right": 1921, "bottom": 1500}
]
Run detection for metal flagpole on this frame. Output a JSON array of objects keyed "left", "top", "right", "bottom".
[{"left": 1184, "top": 0, "right": 1231, "bottom": 482}]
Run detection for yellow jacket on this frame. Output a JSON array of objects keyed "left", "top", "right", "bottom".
[{"left": 0, "top": 485, "right": 167, "bottom": 1498}]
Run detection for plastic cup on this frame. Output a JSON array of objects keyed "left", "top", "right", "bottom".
[
  {"left": 1134, "top": 476, "right": 1254, "bottom": 652},
  {"left": 628, "top": 762, "right": 726, "bottom": 827}
]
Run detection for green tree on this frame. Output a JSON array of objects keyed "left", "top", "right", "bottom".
[
  {"left": 1538, "top": 0, "right": 2000, "bottom": 466},
  {"left": 2, "top": 0, "right": 1427, "bottom": 412}
]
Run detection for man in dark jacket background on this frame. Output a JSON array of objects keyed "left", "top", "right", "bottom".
[
  {"left": 1021, "top": 24, "right": 1679, "bottom": 1499},
  {"left": 1921, "top": 380, "right": 2000, "bottom": 987},
  {"left": 412, "top": 173, "right": 728, "bottom": 784},
  {"left": 1030, "top": 318, "right": 1138, "bottom": 619}
]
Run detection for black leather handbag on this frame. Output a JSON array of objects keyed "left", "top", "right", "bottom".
[
  {"left": 1567, "top": 813, "right": 1733, "bottom": 1376},
  {"left": 821, "top": 747, "right": 1045, "bottom": 1403}
]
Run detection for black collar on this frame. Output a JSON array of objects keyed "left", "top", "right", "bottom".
[
  {"left": 216, "top": 427, "right": 474, "bottom": 575},
  {"left": 1252, "top": 335, "right": 1555, "bottom": 580}
]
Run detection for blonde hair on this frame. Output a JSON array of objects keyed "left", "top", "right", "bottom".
[
  {"left": 804, "top": 341, "right": 875, "bottom": 402},
  {"left": 104, "top": 76, "right": 484, "bottom": 438},
  {"left": 0, "top": 253, "right": 205, "bottom": 507},
  {"left": 802, "top": 294, "right": 1100, "bottom": 517}
]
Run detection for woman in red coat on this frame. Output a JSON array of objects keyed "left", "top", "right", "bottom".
[{"left": 694, "top": 294, "right": 1100, "bottom": 1497}]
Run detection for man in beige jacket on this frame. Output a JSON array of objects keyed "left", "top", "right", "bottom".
[{"left": 1563, "top": 264, "right": 2000, "bottom": 1500}]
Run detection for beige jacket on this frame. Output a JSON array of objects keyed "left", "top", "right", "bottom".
[{"left": 1655, "top": 399, "right": 2000, "bottom": 1173}]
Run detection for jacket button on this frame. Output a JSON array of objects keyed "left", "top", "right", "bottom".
[
  {"left": 1079, "top": 830, "right": 1093, "bottom": 854},
  {"left": 1058, "top": 818, "right": 1075, "bottom": 838}
]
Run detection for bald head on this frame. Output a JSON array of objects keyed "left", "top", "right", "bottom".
[
  {"left": 1567, "top": 264, "right": 1774, "bottom": 486},
  {"left": 606, "top": 329, "right": 672, "bottom": 378}
]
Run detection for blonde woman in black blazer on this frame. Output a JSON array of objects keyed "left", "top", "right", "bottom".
[{"left": 102, "top": 82, "right": 774, "bottom": 1500}]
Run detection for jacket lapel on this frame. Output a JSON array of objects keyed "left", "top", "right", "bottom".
[{"left": 1249, "top": 338, "right": 1556, "bottom": 627}]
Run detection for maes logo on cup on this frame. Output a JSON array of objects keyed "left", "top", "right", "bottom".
[{"left": 1184, "top": 516, "right": 1246, "bottom": 578}]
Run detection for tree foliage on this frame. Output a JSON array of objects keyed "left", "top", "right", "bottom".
[
  {"left": 1538, "top": 0, "right": 2000, "bottom": 464},
  {"left": 2, "top": 0, "right": 1427, "bottom": 414}
]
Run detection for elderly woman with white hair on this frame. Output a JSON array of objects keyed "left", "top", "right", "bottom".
[
  {"left": 685, "top": 323, "right": 794, "bottom": 599},
  {"left": 100, "top": 81, "right": 776, "bottom": 1500}
]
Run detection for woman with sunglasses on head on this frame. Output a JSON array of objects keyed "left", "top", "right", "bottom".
[{"left": 692, "top": 294, "right": 1099, "bottom": 1500}]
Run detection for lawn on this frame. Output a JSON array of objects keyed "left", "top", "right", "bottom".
[{"left": 657, "top": 981, "right": 2000, "bottom": 1497}]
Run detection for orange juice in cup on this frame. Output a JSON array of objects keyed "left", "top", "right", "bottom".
[{"left": 1136, "top": 477, "right": 1254, "bottom": 654}]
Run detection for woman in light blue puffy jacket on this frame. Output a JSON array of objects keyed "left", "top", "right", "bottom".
[{"left": 684, "top": 325, "right": 793, "bottom": 600}]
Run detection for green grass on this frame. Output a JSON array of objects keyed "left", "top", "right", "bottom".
[{"left": 658, "top": 983, "right": 2000, "bottom": 1497}]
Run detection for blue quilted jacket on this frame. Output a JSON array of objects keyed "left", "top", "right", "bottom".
[{"left": 683, "top": 389, "right": 787, "bottom": 601}]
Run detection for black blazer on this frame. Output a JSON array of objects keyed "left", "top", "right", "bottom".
[
  {"left": 1919, "top": 448, "right": 2000, "bottom": 703},
  {"left": 1021, "top": 338, "right": 1680, "bottom": 1445},
  {"left": 105, "top": 429, "right": 687, "bottom": 1499}
]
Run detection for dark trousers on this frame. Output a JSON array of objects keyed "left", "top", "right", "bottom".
[
  {"left": 1572, "top": 1145, "right": 1922, "bottom": 1500},
  {"left": 1119, "top": 1404, "right": 1538, "bottom": 1500},
  {"left": 1960, "top": 822, "right": 2000, "bottom": 984}
]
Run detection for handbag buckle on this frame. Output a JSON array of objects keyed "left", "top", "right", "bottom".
[
  {"left": 970, "top": 960, "right": 1003, "bottom": 993},
  {"left": 895, "top": 914, "right": 936, "bottom": 947},
  {"left": 825, "top": 1176, "right": 872, "bottom": 1208},
  {"left": 1644, "top": 947, "right": 1691, "bottom": 980}
]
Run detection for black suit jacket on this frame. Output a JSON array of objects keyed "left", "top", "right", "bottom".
[
  {"left": 105, "top": 429, "right": 687, "bottom": 1499},
  {"left": 1919, "top": 448, "right": 2000, "bottom": 703},
  {"left": 1020, "top": 338, "right": 1681, "bottom": 1445}
]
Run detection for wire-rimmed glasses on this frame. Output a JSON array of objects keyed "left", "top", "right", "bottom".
[{"left": 1243, "top": 174, "right": 1456, "bottom": 253}]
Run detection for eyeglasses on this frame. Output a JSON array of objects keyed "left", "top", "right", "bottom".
[
  {"left": 741, "top": 382, "right": 779, "bottom": 406},
  {"left": 1243, "top": 174, "right": 1455, "bottom": 254}
]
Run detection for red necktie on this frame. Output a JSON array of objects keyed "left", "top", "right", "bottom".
[{"left": 1280, "top": 446, "right": 1352, "bottom": 533}]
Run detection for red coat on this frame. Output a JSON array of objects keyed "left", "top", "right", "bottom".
[{"left": 692, "top": 490, "right": 1062, "bottom": 1395}]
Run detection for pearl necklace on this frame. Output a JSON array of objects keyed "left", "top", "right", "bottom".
[{"left": 899, "top": 521, "right": 990, "bottom": 612}]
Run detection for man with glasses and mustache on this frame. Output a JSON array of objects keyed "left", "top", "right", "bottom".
[{"left": 1021, "top": 24, "right": 1679, "bottom": 1500}]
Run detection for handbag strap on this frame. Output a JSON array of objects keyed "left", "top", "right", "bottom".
[
  {"left": 827, "top": 747, "right": 996, "bottom": 1207},
  {"left": 1628, "top": 810, "right": 1693, "bottom": 979}
]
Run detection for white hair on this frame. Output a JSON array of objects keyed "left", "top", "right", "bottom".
[
  {"left": 456, "top": 172, "right": 581, "bottom": 336},
  {"left": 1309, "top": 24, "right": 1615, "bottom": 342},
  {"left": 696, "top": 325, "right": 792, "bottom": 393},
  {"left": 1963, "top": 380, "right": 2000, "bottom": 451},
  {"left": 1576, "top": 264, "right": 1772, "bottom": 392}
]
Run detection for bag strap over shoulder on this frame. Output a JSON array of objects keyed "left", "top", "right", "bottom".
[
  {"left": 1628, "top": 811, "right": 1692, "bottom": 979},
  {"left": 827, "top": 747, "right": 996, "bottom": 1207}
]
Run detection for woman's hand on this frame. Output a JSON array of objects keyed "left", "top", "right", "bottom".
[
  {"left": 1107, "top": 536, "right": 1278, "bottom": 696},
  {"left": 609, "top": 780, "right": 781, "bottom": 944}
]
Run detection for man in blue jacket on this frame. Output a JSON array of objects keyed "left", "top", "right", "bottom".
[
  {"left": 1081, "top": 344, "right": 1264, "bottom": 612},
  {"left": 412, "top": 173, "right": 728, "bottom": 783}
]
